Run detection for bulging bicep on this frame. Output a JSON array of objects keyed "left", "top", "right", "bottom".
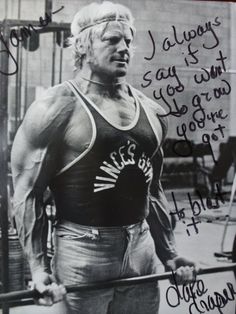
[
  {"left": 11, "top": 89, "right": 74, "bottom": 201},
  {"left": 11, "top": 126, "right": 48, "bottom": 204}
]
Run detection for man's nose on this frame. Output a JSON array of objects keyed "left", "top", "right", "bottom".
[{"left": 117, "top": 39, "right": 129, "bottom": 52}]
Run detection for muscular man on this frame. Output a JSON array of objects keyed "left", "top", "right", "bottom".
[{"left": 11, "top": 2, "right": 196, "bottom": 313}]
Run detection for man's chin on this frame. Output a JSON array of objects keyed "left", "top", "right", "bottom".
[
  {"left": 103, "top": 68, "right": 128, "bottom": 82},
  {"left": 114, "top": 69, "right": 127, "bottom": 78}
]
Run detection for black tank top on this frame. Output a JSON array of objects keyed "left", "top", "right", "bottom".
[{"left": 50, "top": 81, "right": 160, "bottom": 226}]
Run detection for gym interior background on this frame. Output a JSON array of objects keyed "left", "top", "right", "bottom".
[
  {"left": 0, "top": 0, "right": 235, "bottom": 313},
  {"left": 1, "top": 0, "right": 236, "bottom": 188}
]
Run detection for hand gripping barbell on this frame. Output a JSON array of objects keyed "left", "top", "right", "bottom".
[{"left": 0, "top": 263, "right": 235, "bottom": 303}]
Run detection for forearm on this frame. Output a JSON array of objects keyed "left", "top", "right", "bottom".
[
  {"left": 148, "top": 147, "right": 179, "bottom": 264},
  {"left": 13, "top": 192, "right": 48, "bottom": 273},
  {"left": 147, "top": 194, "right": 178, "bottom": 266}
]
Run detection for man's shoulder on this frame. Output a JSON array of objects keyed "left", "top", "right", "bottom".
[
  {"left": 45, "top": 81, "right": 75, "bottom": 97},
  {"left": 21, "top": 82, "right": 76, "bottom": 145},
  {"left": 26, "top": 82, "right": 76, "bottom": 119},
  {"left": 34, "top": 82, "right": 76, "bottom": 111},
  {"left": 131, "top": 87, "right": 167, "bottom": 116},
  {"left": 131, "top": 87, "right": 168, "bottom": 136}
]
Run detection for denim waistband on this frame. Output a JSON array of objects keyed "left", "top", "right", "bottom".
[{"left": 56, "top": 219, "right": 149, "bottom": 238}]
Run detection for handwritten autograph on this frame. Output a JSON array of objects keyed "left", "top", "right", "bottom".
[
  {"left": 170, "top": 184, "right": 226, "bottom": 236},
  {"left": 166, "top": 270, "right": 236, "bottom": 314},
  {"left": 0, "top": 6, "right": 64, "bottom": 76},
  {"left": 141, "top": 16, "right": 230, "bottom": 164},
  {"left": 145, "top": 17, "right": 221, "bottom": 61},
  {"left": 162, "top": 17, "right": 221, "bottom": 52}
]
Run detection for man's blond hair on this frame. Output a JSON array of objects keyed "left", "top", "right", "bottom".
[{"left": 68, "top": 1, "right": 135, "bottom": 70}]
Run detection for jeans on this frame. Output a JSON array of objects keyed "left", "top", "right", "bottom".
[{"left": 52, "top": 219, "right": 160, "bottom": 314}]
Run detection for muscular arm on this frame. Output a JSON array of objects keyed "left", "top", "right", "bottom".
[
  {"left": 147, "top": 109, "right": 178, "bottom": 265},
  {"left": 11, "top": 86, "right": 74, "bottom": 274},
  {"left": 133, "top": 89, "right": 178, "bottom": 265},
  {"left": 147, "top": 103, "right": 196, "bottom": 281},
  {"left": 12, "top": 127, "right": 51, "bottom": 273},
  {"left": 147, "top": 147, "right": 178, "bottom": 266}
]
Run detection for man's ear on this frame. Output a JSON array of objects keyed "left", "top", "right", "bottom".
[
  {"left": 77, "top": 39, "right": 94, "bottom": 64},
  {"left": 75, "top": 38, "right": 86, "bottom": 55},
  {"left": 75, "top": 39, "right": 90, "bottom": 66},
  {"left": 85, "top": 48, "right": 94, "bottom": 64}
]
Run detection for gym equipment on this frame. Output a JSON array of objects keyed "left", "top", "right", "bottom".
[
  {"left": 0, "top": 263, "right": 236, "bottom": 302},
  {"left": 56, "top": 30, "right": 70, "bottom": 83},
  {"left": 0, "top": 263, "right": 235, "bottom": 303},
  {"left": 214, "top": 172, "right": 236, "bottom": 260},
  {"left": 0, "top": 9, "right": 70, "bottom": 313}
]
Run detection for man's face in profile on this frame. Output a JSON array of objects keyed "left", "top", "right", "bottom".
[{"left": 88, "top": 21, "right": 134, "bottom": 80}]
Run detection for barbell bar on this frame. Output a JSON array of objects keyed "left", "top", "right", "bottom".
[{"left": 0, "top": 263, "right": 235, "bottom": 303}]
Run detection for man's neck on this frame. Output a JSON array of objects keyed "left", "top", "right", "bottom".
[{"left": 74, "top": 69, "right": 128, "bottom": 98}]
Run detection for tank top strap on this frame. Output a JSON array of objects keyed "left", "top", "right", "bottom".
[
  {"left": 56, "top": 80, "right": 97, "bottom": 176},
  {"left": 67, "top": 80, "right": 99, "bottom": 116}
]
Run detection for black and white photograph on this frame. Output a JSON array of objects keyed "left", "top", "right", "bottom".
[{"left": 0, "top": 0, "right": 236, "bottom": 313}]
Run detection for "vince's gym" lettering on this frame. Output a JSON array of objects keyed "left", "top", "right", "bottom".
[{"left": 93, "top": 141, "right": 153, "bottom": 192}]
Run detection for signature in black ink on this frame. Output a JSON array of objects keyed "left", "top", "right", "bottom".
[
  {"left": 153, "top": 88, "right": 187, "bottom": 118},
  {"left": 162, "top": 16, "right": 221, "bottom": 52},
  {"left": 170, "top": 184, "right": 226, "bottom": 236},
  {"left": 193, "top": 50, "right": 227, "bottom": 84},
  {"left": 144, "top": 30, "right": 156, "bottom": 61},
  {"left": 144, "top": 17, "right": 221, "bottom": 62},
  {"left": 173, "top": 88, "right": 228, "bottom": 161},
  {"left": 174, "top": 114, "right": 227, "bottom": 161},
  {"left": 141, "top": 17, "right": 229, "bottom": 166},
  {"left": 183, "top": 43, "right": 199, "bottom": 67},
  {"left": 142, "top": 48, "right": 229, "bottom": 119},
  {"left": 166, "top": 270, "right": 236, "bottom": 314},
  {"left": 174, "top": 123, "right": 226, "bottom": 162},
  {"left": 171, "top": 50, "right": 230, "bottom": 161},
  {"left": 199, "top": 79, "right": 231, "bottom": 103},
  {"left": 141, "top": 65, "right": 187, "bottom": 117},
  {"left": 0, "top": 6, "right": 64, "bottom": 76}
]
